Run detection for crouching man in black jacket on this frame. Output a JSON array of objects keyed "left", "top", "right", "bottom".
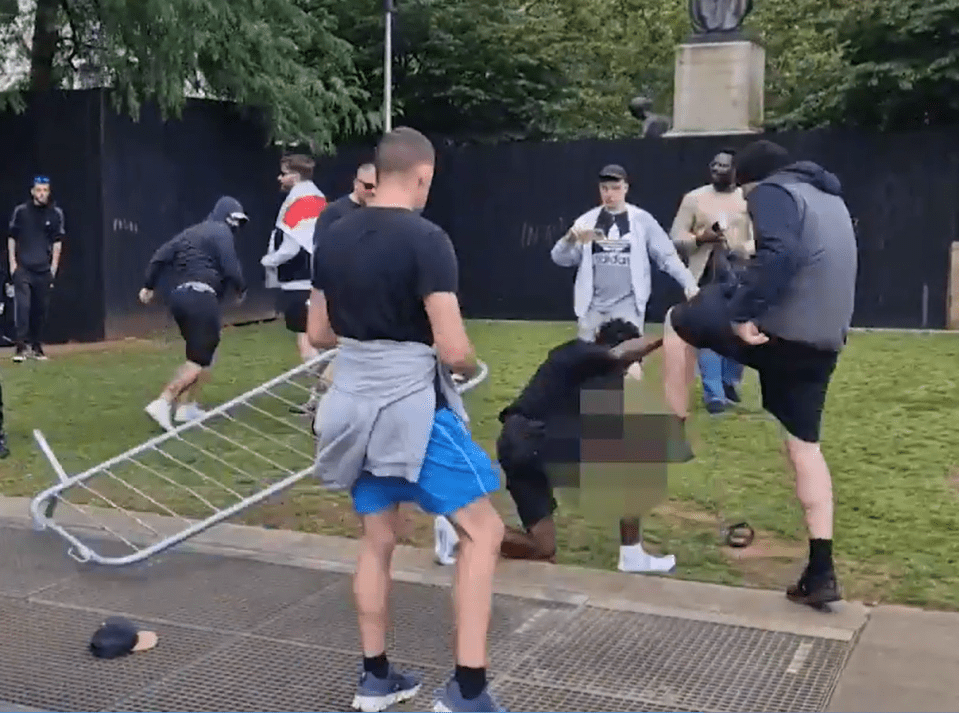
[{"left": 139, "top": 196, "right": 249, "bottom": 431}]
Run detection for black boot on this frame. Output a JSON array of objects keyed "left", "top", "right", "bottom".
[{"left": 787, "top": 566, "right": 842, "bottom": 610}]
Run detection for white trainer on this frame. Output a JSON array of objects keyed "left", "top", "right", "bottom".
[
  {"left": 618, "top": 543, "right": 676, "bottom": 574},
  {"left": 144, "top": 398, "right": 174, "bottom": 431},
  {"left": 174, "top": 402, "right": 207, "bottom": 423},
  {"left": 433, "top": 516, "right": 459, "bottom": 566}
]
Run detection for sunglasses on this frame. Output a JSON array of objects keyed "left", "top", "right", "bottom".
[{"left": 357, "top": 180, "right": 375, "bottom": 190}]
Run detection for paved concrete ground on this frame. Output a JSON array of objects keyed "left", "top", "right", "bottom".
[{"left": 0, "top": 495, "right": 956, "bottom": 712}]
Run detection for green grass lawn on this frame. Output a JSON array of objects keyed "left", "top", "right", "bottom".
[{"left": 2, "top": 320, "right": 959, "bottom": 609}]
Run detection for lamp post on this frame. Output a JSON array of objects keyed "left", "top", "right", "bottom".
[{"left": 384, "top": 0, "right": 394, "bottom": 132}]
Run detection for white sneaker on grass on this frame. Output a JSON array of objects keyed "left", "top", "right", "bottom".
[
  {"left": 145, "top": 398, "right": 174, "bottom": 431},
  {"left": 174, "top": 402, "right": 207, "bottom": 423}
]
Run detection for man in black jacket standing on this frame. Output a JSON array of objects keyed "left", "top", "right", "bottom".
[
  {"left": 139, "top": 196, "right": 248, "bottom": 431},
  {"left": 7, "top": 175, "right": 66, "bottom": 362}
]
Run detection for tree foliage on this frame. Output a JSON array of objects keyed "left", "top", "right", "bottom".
[
  {"left": 321, "top": 0, "right": 571, "bottom": 142},
  {"left": 773, "top": 0, "right": 959, "bottom": 130},
  {"left": 2, "top": 0, "right": 374, "bottom": 150},
  {"left": 3, "top": 0, "right": 958, "bottom": 147}
]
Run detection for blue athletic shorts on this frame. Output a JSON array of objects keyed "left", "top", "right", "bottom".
[{"left": 351, "top": 407, "right": 501, "bottom": 516}]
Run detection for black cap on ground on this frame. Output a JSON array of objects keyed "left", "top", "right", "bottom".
[{"left": 90, "top": 616, "right": 159, "bottom": 659}]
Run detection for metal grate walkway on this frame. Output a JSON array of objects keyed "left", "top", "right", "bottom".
[{"left": 0, "top": 522, "right": 852, "bottom": 712}]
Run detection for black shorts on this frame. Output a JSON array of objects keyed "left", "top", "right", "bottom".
[
  {"left": 277, "top": 289, "right": 309, "bottom": 334},
  {"left": 670, "top": 282, "right": 839, "bottom": 443},
  {"left": 496, "top": 414, "right": 557, "bottom": 529},
  {"left": 168, "top": 285, "right": 221, "bottom": 368}
]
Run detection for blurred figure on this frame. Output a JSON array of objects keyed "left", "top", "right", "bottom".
[
  {"left": 551, "top": 164, "right": 698, "bottom": 342},
  {"left": 670, "top": 148, "right": 753, "bottom": 414},
  {"left": 139, "top": 197, "right": 248, "bottom": 430},
  {"left": 434, "top": 319, "right": 672, "bottom": 573},
  {"left": 7, "top": 175, "right": 66, "bottom": 362}
]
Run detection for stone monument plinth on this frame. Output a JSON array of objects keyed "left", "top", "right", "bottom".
[{"left": 665, "top": 39, "right": 765, "bottom": 137}]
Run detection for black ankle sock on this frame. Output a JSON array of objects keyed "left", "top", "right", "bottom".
[
  {"left": 455, "top": 665, "right": 487, "bottom": 700},
  {"left": 363, "top": 652, "right": 390, "bottom": 679},
  {"left": 808, "top": 538, "right": 833, "bottom": 576}
]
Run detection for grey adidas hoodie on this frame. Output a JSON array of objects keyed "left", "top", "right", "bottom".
[{"left": 729, "top": 161, "right": 858, "bottom": 352}]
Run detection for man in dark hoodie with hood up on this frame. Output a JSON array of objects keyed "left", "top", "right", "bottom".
[
  {"left": 661, "top": 140, "right": 857, "bottom": 611},
  {"left": 139, "top": 196, "right": 249, "bottom": 431}
]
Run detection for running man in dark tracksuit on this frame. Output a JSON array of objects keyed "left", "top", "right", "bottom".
[
  {"left": 8, "top": 175, "right": 66, "bottom": 362},
  {"left": 139, "top": 196, "right": 248, "bottom": 431}
]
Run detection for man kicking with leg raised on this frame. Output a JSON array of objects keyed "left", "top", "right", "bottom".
[
  {"left": 308, "top": 127, "right": 505, "bottom": 712},
  {"left": 662, "top": 140, "right": 857, "bottom": 609},
  {"left": 140, "top": 196, "right": 248, "bottom": 430}
]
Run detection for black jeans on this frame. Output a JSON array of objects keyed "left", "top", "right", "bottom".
[{"left": 13, "top": 267, "right": 52, "bottom": 346}]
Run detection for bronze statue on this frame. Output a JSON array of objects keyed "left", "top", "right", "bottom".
[{"left": 688, "top": 0, "right": 754, "bottom": 34}]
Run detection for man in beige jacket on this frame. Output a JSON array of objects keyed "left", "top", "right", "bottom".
[{"left": 670, "top": 149, "right": 754, "bottom": 414}]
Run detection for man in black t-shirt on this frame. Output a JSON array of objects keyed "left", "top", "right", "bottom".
[
  {"left": 311, "top": 162, "right": 376, "bottom": 248},
  {"left": 307, "top": 128, "right": 504, "bottom": 713}
]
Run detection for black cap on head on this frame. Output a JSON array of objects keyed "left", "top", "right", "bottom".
[
  {"left": 598, "top": 164, "right": 628, "bottom": 182},
  {"left": 90, "top": 616, "right": 158, "bottom": 659},
  {"left": 734, "top": 140, "right": 791, "bottom": 186}
]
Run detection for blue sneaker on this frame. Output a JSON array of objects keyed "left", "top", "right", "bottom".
[
  {"left": 351, "top": 666, "right": 422, "bottom": 712},
  {"left": 432, "top": 678, "right": 507, "bottom": 712}
]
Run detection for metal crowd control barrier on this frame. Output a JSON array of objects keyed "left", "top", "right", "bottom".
[{"left": 29, "top": 350, "right": 489, "bottom": 566}]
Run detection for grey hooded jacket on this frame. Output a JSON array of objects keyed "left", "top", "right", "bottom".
[{"left": 312, "top": 338, "right": 469, "bottom": 491}]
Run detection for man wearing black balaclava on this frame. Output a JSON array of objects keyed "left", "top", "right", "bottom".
[{"left": 138, "top": 196, "right": 249, "bottom": 431}]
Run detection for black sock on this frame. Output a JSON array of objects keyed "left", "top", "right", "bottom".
[
  {"left": 808, "top": 538, "right": 833, "bottom": 576},
  {"left": 455, "top": 665, "right": 487, "bottom": 700},
  {"left": 363, "top": 653, "right": 389, "bottom": 679}
]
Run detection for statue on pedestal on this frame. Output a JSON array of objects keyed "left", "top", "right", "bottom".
[{"left": 688, "top": 0, "right": 754, "bottom": 34}]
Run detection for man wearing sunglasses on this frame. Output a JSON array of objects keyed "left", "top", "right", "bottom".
[
  {"left": 312, "top": 162, "right": 377, "bottom": 247},
  {"left": 139, "top": 196, "right": 248, "bottom": 431}
]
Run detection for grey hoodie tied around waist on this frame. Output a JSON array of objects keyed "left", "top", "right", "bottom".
[{"left": 312, "top": 338, "right": 469, "bottom": 491}]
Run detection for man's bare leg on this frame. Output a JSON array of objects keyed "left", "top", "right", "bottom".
[
  {"left": 146, "top": 361, "right": 203, "bottom": 430},
  {"left": 355, "top": 508, "right": 399, "bottom": 662},
  {"left": 351, "top": 506, "right": 423, "bottom": 711},
  {"left": 784, "top": 434, "right": 839, "bottom": 607},
  {"left": 181, "top": 367, "right": 209, "bottom": 405},
  {"left": 447, "top": 497, "right": 504, "bottom": 698},
  {"left": 662, "top": 308, "right": 697, "bottom": 420}
]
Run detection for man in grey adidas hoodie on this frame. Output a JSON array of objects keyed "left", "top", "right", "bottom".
[{"left": 662, "top": 140, "right": 857, "bottom": 611}]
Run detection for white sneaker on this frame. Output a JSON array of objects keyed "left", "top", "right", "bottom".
[
  {"left": 145, "top": 398, "right": 174, "bottom": 431},
  {"left": 618, "top": 543, "right": 676, "bottom": 574},
  {"left": 434, "top": 516, "right": 459, "bottom": 566},
  {"left": 174, "top": 402, "right": 207, "bottom": 423}
]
